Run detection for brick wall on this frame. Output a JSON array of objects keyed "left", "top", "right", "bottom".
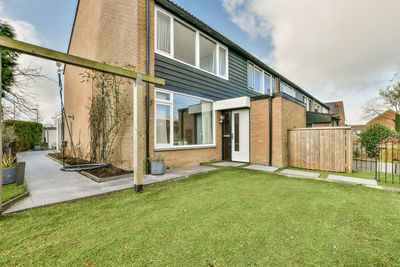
[
  {"left": 250, "top": 99, "right": 270, "bottom": 165},
  {"left": 272, "top": 96, "right": 306, "bottom": 167}
]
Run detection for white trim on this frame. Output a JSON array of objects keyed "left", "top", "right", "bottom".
[
  {"left": 154, "top": 88, "right": 216, "bottom": 150},
  {"left": 214, "top": 96, "right": 250, "bottom": 110},
  {"left": 155, "top": 5, "right": 229, "bottom": 80}
]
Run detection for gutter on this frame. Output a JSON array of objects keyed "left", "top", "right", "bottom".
[{"left": 146, "top": 0, "right": 151, "bottom": 174}]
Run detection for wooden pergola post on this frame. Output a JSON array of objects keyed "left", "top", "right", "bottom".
[
  {"left": 0, "top": 37, "right": 164, "bottom": 211},
  {"left": 133, "top": 74, "right": 144, "bottom": 192}
]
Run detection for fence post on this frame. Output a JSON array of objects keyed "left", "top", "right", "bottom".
[
  {"left": 133, "top": 74, "right": 144, "bottom": 192},
  {"left": 346, "top": 129, "right": 352, "bottom": 173}
]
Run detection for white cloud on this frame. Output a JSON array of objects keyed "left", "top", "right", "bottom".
[
  {"left": 1, "top": 6, "right": 58, "bottom": 124},
  {"left": 222, "top": 0, "right": 400, "bottom": 124}
]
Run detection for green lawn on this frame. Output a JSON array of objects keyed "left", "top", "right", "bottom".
[
  {"left": 1, "top": 168, "right": 400, "bottom": 265},
  {"left": 2, "top": 183, "right": 26, "bottom": 203}
]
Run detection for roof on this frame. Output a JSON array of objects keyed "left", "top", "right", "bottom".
[
  {"left": 367, "top": 109, "right": 396, "bottom": 124},
  {"left": 350, "top": 125, "right": 367, "bottom": 131}
]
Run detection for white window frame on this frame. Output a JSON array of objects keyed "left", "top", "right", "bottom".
[
  {"left": 154, "top": 88, "right": 216, "bottom": 150},
  {"left": 247, "top": 61, "right": 275, "bottom": 95},
  {"left": 155, "top": 6, "right": 229, "bottom": 80}
]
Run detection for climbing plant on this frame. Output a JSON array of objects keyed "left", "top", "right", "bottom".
[{"left": 80, "top": 65, "right": 134, "bottom": 164}]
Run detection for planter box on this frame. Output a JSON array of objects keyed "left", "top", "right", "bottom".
[
  {"left": 151, "top": 161, "right": 165, "bottom": 175},
  {"left": 2, "top": 166, "right": 17, "bottom": 185}
]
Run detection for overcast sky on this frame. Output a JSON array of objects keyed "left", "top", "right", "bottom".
[{"left": 1, "top": 0, "right": 400, "bottom": 124}]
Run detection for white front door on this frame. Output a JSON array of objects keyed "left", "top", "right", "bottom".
[{"left": 231, "top": 109, "right": 250, "bottom": 162}]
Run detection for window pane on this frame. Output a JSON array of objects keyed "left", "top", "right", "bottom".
[
  {"left": 156, "top": 104, "right": 170, "bottom": 144},
  {"left": 156, "top": 91, "right": 170, "bottom": 101},
  {"left": 200, "top": 35, "right": 216, "bottom": 74},
  {"left": 264, "top": 73, "right": 271, "bottom": 94},
  {"left": 219, "top": 47, "right": 227, "bottom": 77},
  {"left": 248, "top": 63, "right": 254, "bottom": 88},
  {"left": 271, "top": 77, "right": 276, "bottom": 93},
  {"left": 254, "top": 68, "right": 262, "bottom": 93},
  {"left": 174, "top": 20, "right": 196, "bottom": 65},
  {"left": 173, "top": 94, "right": 213, "bottom": 145},
  {"left": 156, "top": 11, "right": 171, "bottom": 54},
  {"left": 234, "top": 113, "right": 239, "bottom": 151}
]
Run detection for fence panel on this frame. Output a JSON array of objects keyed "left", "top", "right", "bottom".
[{"left": 288, "top": 127, "right": 352, "bottom": 173}]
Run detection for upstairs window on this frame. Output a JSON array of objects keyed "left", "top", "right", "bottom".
[
  {"left": 271, "top": 77, "right": 276, "bottom": 93},
  {"left": 174, "top": 20, "right": 196, "bottom": 66},
  {"left": 264, "top": 73, "right": 271, "bottom": 94},
  {"left": 254, "top": 67, "right": 262, "bottom": 93},
  {"left": 155, "top": 6, "right": 228, "bottom": 79},
  {"left": 248, "top": 63, "right": 254, "bottom": 89},
  {"left": 200, "top": 34, "right": 217, "bottom": 74},
  {"left": 156, "top": 11, "right": 171, "bottom": 54}
]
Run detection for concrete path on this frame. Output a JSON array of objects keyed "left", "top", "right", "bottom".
[
  {"left": 243, "top": 164, "right": 279, "bottom": 173},
  {"left": 327, "top": 175, "right": 378, "bottom": 186},
  {"left": 212, "top": 161, "right": 246, "bottom": 167},
  {"left": 280, "top": 169, "right": 320, "bottom": 178},
  {"left": 6, "top": 151, "right": 134, "bottom": 213},
  {"left": 6, "top": 151, "right": 216, "bottom": 213}
]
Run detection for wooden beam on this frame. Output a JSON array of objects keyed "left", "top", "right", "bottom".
[
  {"left": 0, "top": 36, "right": 165, "bottom": 85},
  {"left": 133, "top": 74, "right": 144, "bottom": 192}
]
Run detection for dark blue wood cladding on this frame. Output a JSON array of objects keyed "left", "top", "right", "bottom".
[{"left": 155, "top": 50, "right": 260, "bottom": 101}]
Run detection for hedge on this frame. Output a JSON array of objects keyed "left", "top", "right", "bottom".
[{"left": 4, "top": 120, "right": 43, "bottom": 152}]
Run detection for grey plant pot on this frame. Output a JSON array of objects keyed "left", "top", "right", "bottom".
[
  {"left": 33, "top": 145, "right": 41, "bottom": 151},
  {"left": 2, "top": 166, "right": 17, "bottom": 185},
  {"left": 151, "top": 161, "right": 165, "bottom": 175}
]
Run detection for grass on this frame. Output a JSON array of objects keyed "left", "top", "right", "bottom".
[
  {"left": 1, "top": 168, "right": 400, "bottom": 265},
  {"left": 2, "top": 183, "right": 26, "bottom": 203},
  {"left": 281, "top": 167, "right": 400, "bottom": 188}
]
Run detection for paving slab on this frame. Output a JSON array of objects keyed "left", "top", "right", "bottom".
[
  {"left": 243, "top": 164, "right": 279, "bottom": 173},
  {"left": 280, "top": 169, "right": 320, "bottom": 178},
  {"left": 327, "top": 175, "right": 378, "bottom": 186},
  {"left": 212, "top": 161, "right": 246, "bottom": 167},
  {"left": 144, "top": 165, "right": 216, "bottom": 185}
]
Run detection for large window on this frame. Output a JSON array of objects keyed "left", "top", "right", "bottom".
[
  {"left": 254, "top": 67, "right": 262, "bottom": 93},
  {"left": 248, "top": 63, "right": 254, "bottom": 89},
  {"left": 264, "top": 73, "right": 271, "bottom": 94},
  {"left": 174, "top": 20, "right": 196, "bottom": 66},
  {"left": 155, "top": 7, "right": 228, "bottom": 79},
  {"left": 155, "top": 89, "right": 215, "bottom": 149}
]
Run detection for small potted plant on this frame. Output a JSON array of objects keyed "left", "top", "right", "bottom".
[
  {"left": 151, "top": 154, "right": 165, "bottom": 175},
  {"left": 2, "top": 152, "right": 17, "bottom": 185}
]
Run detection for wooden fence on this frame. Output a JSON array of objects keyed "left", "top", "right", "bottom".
[{"left": 288, "top": 127, "right": 353, "bottom": 173}]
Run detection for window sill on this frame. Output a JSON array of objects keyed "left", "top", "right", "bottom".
[{"left": 155, "top": 145, "right": 217, "bottom": 152}]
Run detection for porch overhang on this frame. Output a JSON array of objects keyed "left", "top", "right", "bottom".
[{"left": 214, "top": 96, "right": 250, "bottom": 111}]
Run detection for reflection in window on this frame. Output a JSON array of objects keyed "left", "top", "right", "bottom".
[
  {"left": 264, "top": 73, "right": 271, "bottom": 94},
  {"left": 173, "top": 94, "right": 213, "bottom": 146},
  {"left": 219, "top": 47, "right": 227, "bottom": 77},
  {"left": 173, "top": 20, "right": 196, "bottom": 65},
  {"left": 156, "top": 104, "right": 170, "bottom": 144},
  {"left": 234, "top": 113, "right": 239, "bottom": 151},
  {"left": 200, "top": 34, "right": 217, "bottom": 74},
  {"left": 254, "top": 68, "right": 262, "bottom": 93},
  {"left": 248, "top": 63, "right": 254, "bottom": 88}
]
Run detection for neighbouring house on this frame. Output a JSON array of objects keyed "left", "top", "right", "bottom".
[
  {"left": 42, "top": 125, "right": 57, "bottom": 150},
  {"left": 367, "top": 110, "right": 396, "bottom": 131},
  {"left": 350, "top": 124, "right": 367, "bottom": 135},
  {"left": 324, "top": 101, "right": 346, "bottom": 126},
  {"left": 64, "top": 0, "right": 333, "bottom": 171},
  {"left": 306, "top": 111, "right": 340, "bottom": 127}
]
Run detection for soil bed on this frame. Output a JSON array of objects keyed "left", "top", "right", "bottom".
[{"left": 48, "top": 153, "right": 132, "bottom": 178}]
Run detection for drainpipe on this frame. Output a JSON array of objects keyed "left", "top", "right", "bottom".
[
  {"left": 145, "top": 0, "right": 150, "bottom": 174},
  {"left": 269, "top": 95, "right": 273, "bottom": 166}
]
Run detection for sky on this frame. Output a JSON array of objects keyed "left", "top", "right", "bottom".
[{"left": 1, "top": 0, "right": 400, "bottom": 125}]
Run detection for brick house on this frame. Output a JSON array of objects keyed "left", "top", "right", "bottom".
[
  {"left": 367, "top": 110, "right": 396, "bottom": 131},
  {"left": 64, "top": 0, "right": 331, "bottom": 172}
]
